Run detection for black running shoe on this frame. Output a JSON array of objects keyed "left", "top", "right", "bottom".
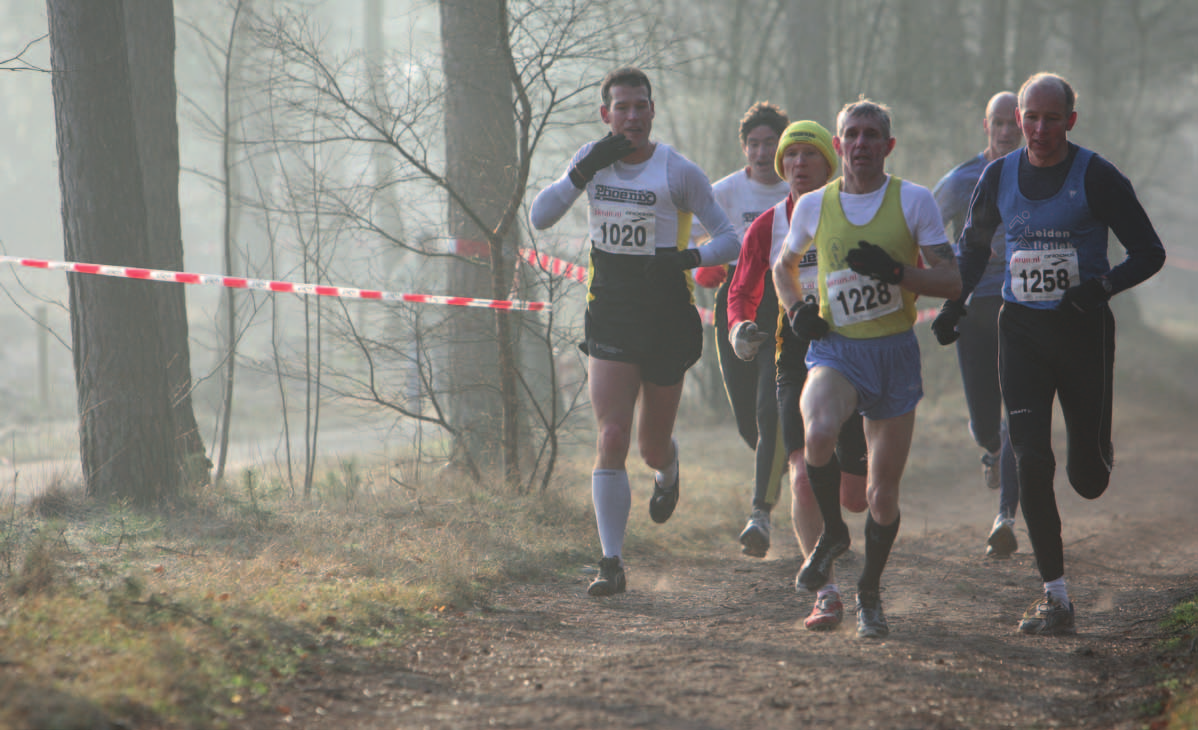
[
  {"left": 1018, "top": 594, "right": 1075, "bottom": 635},
  {"left": 649, "top": 446, "right": 680, "bottom": 524},
  {"left": 587, "top": 557, "right": 626, "bottom": 597},
  {"left": 856, "top": 589, "right": 889, "bottom": 639},
  {"left": 795, "top": 527, "right": 850, "bottom": 593}
]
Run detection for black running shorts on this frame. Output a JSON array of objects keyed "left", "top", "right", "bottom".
[{"left": 584, "top": 303, "right": 703, "bottom": 386}]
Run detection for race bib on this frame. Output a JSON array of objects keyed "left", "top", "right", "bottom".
[
  {"left": 798, "top": 249, "right": 819, "bottom": 305},
  {"left": 825, "top": 268, "right": 900, "bottom": 327},
  {"left": 1009, "top": 248, "right": 1079, "bottom": 303},
  {"left": 589, "top": 202, "right": 656, "bottom": 256}
]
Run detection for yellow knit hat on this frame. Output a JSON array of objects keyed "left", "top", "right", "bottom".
[{"left": 774, "top": 120, "right": 837, "bottom": 180}]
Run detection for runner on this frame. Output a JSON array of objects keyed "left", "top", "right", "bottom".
[
  {"left": 936, "top": 72, "right": 1166, "bottom": 635},
  {"left": 931, "top": 91, "right": 1022, "bottom": 558},
  {"left": 529, "top": 67, "right": 739, "bottom": 597},
  {"left": 772, "top": 98, "right": 962, "bottom": 638},
  {"left": 689, "top": 102, "right": 793, "bottom": 556},
  {"left": 726, "top": 120, "right": 869, "bottom": 630}
]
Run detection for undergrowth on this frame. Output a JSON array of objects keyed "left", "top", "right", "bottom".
[{"left": 0, "top": 453, "right": 601, "bottom": 730}]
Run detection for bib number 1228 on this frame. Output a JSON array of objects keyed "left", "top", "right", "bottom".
[{"left": 834, "top": 282, "right": 893, "bottom": 317}]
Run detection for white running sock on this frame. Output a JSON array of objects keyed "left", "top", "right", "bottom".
[
  {"left": 655, "top": 437, "right": 679, "bottom": 485},
  {"left": 1044, "top": 577, "right": 1069, "bottom": 606},
  {"left": 819, "top": 583, "right": 839, "bottom": 599},
  {"left": 592, "top": 469, "right": 631, "bottom": 561}
]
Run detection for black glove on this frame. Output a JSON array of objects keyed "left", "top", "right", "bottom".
[
  {"left": 1057, "top": 277, "right": 1112, "bottom": 314},
  {"left": 645, "top": 248, "right": 702, "bottom": 281},
  {"left": 845, "top": 240, "right": 904, "bottom": 285},
  {"left": 787, "top": 301, "right": 829, "bottom": 340},
  {"left": 569, "top": 133, "right": 634, "bottom": 188},
  {"left": 931, "top": 299, "right": 967, "bottom": 345}
]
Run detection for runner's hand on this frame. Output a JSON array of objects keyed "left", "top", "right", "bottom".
[
  {"left": 569, "top": 133, "right": 634, "bottom": 188},
  {"left": 787, "top": 302, "right": 828, "bottom": 340},
  {"left": 693, "top": 265, "right": 727, "bottom": 289},
  {"left": 730, "top": 320, "right": 770, "bottom": 360},
  {"left": 644, "top": 248, "right": 702, "bottom": 281},
  {"left": 1057, "top": 277, "right": 1111, "bottom": 314},
  {"left": 931, "top": 299, "right": 967, "bottom": 345},
  {"left": 846, "top": 240, "right": 904, "bottom": 285}
]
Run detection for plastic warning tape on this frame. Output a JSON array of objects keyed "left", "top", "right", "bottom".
[
  {"left": 521, "top": 249, "right": 589, "bottom": 284},
  {"left": 519, "top": 248, "right": 716, "bottom": 324},
  {"left": 518, "top": 249, "right": 950, "bottom": 327},
  {"left": 0, "top": 255, "right": 550, "bottom": 312}
]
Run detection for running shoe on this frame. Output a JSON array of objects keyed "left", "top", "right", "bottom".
[
  {"left": 738, "top": 508, "right": 771, "bottom": 557},
  {"left": 795, "top": 527, "right": 850, "bottom": 593},
  {"left": 648, "top": 447, "right": 680, "bottom": 524},
  {"left": 981, "top": 450, "right": 1000, "bottom": 490},
  {"left": 586, "top": 556, "right": 626, "bottom": 597},
  {"left": 855, "top": 589, "right": 889, "bottom": 639},
  {"left": 1018, "top": 593, "right": 1075, "bottom": 635},
  {"left": 985, "top": 513, "right": 1018, "bottom": 558},
  {"left": 804, "top": 590, "right": 844, "bottom": 631}
]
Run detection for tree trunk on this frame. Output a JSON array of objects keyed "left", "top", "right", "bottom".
[
  {"left": 439, "top": 0, "right": 521, "bottom": 478},
  {"left": 123, "top": 0, "right": 211, "bottom": 485},
  {"left": 47, "top": 0, "right": 181, "bottom": 505},
  {"left": 979, "top": 0, "right": 1010, "bottom": 96},
  {"left": 789, "top": 0, "right": 831, "bottom": 127}
]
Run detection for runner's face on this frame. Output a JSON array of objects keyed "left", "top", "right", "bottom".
[
  {"left": 601, "top": 84, "right": 654, "bottom": 152},
  {"left": 1018, "top": 83, "right": 1076, "bottom": 167},
  {"left": 781, "top": 143, "right": 830, "bottom": 198},
  {"left": 743, "top": 125, "right": 781, "bottom": 183},
  {"left": 985, "top": 100, "right": 1021, "bottom": 158},
  {"left": 834, "top": 114, "right": 893, "bottom": 186}
]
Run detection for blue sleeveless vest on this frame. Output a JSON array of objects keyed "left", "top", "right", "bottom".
[{"left": 996, "top": 147, "right": 1109, "bottom": 309}]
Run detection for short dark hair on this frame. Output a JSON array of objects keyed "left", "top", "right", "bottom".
[
  {"left": 1018, "top": 72, "right": 1076, "bottom": 115},
  {"left": 601, "top": 67, "right": 652, "bottom": 107},
  {"left": 738, "top": 102, "right": 789, "bottom": 145}
]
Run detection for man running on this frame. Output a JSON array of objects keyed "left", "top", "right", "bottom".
[
  {"left": 773, "top": 98, "right": 962, "bottom": 638},
  {"left": 931, "top": 91, "right": 1022, "bottom": 558},
  {"left": 529, "top": 67, "right": 739, "bottom": 597},
  {"left": 727, "top": 120, "right": 868, "bottom": 630},
  {"left": 935, "top": 73, "right": 1165, "bottom": 635},
  {"left": 690, "top": 102, "right": 792, "bottom": 557}
]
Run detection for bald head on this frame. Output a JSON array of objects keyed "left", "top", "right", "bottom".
[
  {"left": 986, "top": 91, "right": 1017, "bottom": 118},
  {"left": 984, "top": 91, "right": 1020, "bottom": 160},
  {"left": 1018, "top": 73, "right": 1075, "bottom": 115}
]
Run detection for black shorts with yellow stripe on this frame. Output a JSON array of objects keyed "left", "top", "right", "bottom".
[{"left": 583, "top": 249, "right": 703, "bottom": 386}]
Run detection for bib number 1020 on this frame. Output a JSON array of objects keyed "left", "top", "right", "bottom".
[{"left": 598, "top": 222, "right": 647, "bottom": 248}]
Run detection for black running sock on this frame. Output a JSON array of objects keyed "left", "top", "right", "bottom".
[
  {"left": 806, "top": 455, "right": 847, "bottom": 538},
  {"left": 858, "top": 511, "right": 900, "bottom": 594}
]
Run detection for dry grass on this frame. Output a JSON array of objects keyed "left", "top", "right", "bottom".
[
  {"left": 0, "top": 321, "right": 1193, "bottom": 729},
  {"left": 0, "top": 450, "right": 608, "bottom": 729}
]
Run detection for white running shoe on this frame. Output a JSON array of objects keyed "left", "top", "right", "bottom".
[{"left": 738, "top": 508, "right": 770, "bottom": 557}]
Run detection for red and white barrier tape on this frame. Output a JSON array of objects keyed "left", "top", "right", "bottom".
[
  {"left": 519, "top": 248, "right": 717, "bottom": 324},
  {"left": 518, "top": 248, "right": 949, "bottom": 327},
  {"left": 0, "top": 255, "right": 550, "bottom": 312}
]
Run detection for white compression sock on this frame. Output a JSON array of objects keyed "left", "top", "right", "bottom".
[
  {"left": 1044, "top": 577, "right": 1069, "bottom": 606},
  {"left": 592, "top": 469, "right": 631, "bottom": 560},
  {"left": 655, "top": 437, "right": 679, "bottom": 485}
]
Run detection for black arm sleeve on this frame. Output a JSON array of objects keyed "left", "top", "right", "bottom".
[
  {"left": 1084, "top": 156, "right": 1166, "bottom": 294},
  {"left": 957, "top": 160, "right": 1005, "bottom": 302}
]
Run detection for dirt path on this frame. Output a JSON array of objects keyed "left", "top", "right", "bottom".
[{"left": 247, "top": 399, "right": 1198, "bottom": 730}]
